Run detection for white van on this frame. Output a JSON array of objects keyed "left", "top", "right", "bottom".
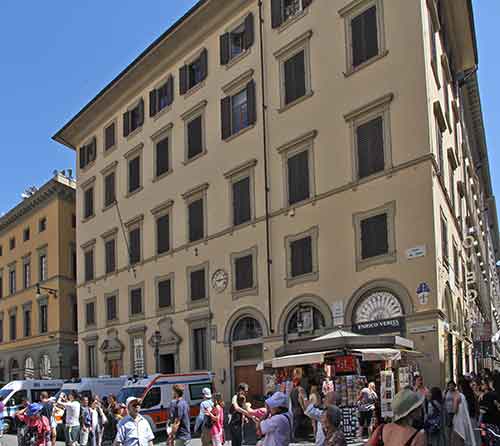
[
  {"left": 0, "top": 379, "right": 64, "bottom": 432},
  {"left": 55, "top": 377, "right": 128, "bottom": 400},
  {"left": 117, "top": 372, "right": 215, "bottom": 433}
]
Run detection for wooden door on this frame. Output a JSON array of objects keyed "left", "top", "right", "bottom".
[
  {"left": 234, "top": 365, "right": 263, "bottom": 407},
  {"left": 108, "top": 360, "right": 123, "bottom": 377}
]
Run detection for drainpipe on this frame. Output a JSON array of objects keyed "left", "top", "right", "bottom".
[{"left": 258, "top": 0, "right": 274, "bottom": 334}]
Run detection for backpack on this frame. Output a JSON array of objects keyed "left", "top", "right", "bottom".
[{"left": 424, "top": 401, "right": 442, "bottom": 434}]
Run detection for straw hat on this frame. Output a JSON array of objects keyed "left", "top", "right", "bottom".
[{"left": 392, "top": 388, "right": 424, "bottom": 422}]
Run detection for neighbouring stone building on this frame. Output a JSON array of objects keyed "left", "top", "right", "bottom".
[
  {"left": 0, "top": 173, "right": 77, "bottom": 382},
  {"left": 53, "top": 0, "right": 499, "bottom": 394}
]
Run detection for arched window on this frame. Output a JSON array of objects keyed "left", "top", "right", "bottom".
[
  {"left": 232, "top": 317, "right": 263, "bottom": 342},
  {"left": 287, "top": 306, "right": 325, "bottom": 336},
  {"left": 24, "top": 357, "right": 35, "bottom": 379},
  {"left": 39, "top": 355, "right": 52, "bottom": 379},
  {"left": 354, "top": 291, "right": 403, "bottom": 323}
]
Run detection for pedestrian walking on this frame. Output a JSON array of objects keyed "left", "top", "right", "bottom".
[
  {"left": 290, "top": 374, "right": 308, "bottom": 440},
  {"left": 424, "top": 387, "right": 445, "bottom": 446},
  {"left": 256, "top": 392, "right": 293, "bottom": 446},
  {"left": 302, "top": 390, "right": 338, "bottom": 446},
  {"left": 449, "top": 379, "right": 476, "bottom": 446},
  {"left": 205, "top": 393, "right": 224, "bottom": 446},
  {"left": 167, "top": 384, "right": 191, "bottom": 446},
  {"left": 229, "top": 393, "right": 246, "bottom": 446},
  {"left": 101, "top": 405, "right": 122, "bottom": 446},
  {"left": 357, "top": 381, "right": 377, "bottom": 439},
  {"left": 414, "top": 375, "right": 429, "bottom": 398},
  {"left": 321, "top": 405, "right": 346, "bottom": 446},
  {"left": 114, "top": 397, "right": 154, "bottom": 446},
  {"left": 16, "top": 403, "right": 52, "bottom": 446},
  {"left": 95, "top": 398, "right": 108, "bottom": 446},
  {"left": 444, "top": 381, "right": 459, "bottom": 442},
  {"left": 38, "top": 392, "right": 57, "bottom": 446},
  {"left": 57, "top": 391, "right": 81, "bottom": 446},
  {"left": 194, "top": 388, "right": 214, "bottom": 446},
  {"left": 367, "top": 388, "right": 426, "bottom": 446},
  {"left": 478, "top": 378, "right": 500, "bottom": 427},
  {"left": 307, "top": 382, "right": 321, "bottom": 438},
  {"left": 80, "top": 396, "right": 92, "bottom": 446}
]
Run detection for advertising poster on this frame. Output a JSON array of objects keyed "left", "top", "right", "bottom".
[{"left": 380, "top": 370, "right": 395, "bottom": 418}]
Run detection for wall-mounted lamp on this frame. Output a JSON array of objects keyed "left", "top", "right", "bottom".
[{"left": 36, "top": 283, "right": 58, "bottom": 299}]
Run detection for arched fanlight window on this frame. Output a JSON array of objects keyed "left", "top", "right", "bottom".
[
  {"left": 287, "top": 306, "right": 325, "bottom": 335},
  {"left": 232, "top": 317, "right": 263, "bottom": 342},
  {"left": 24, "top": 357, "right": 35, "bottom": 379},
  {"left": 39, "top": 355, "right": 52, "bottom": 379}
]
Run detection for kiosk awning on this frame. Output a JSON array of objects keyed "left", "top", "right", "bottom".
[
  {"left": 356, "top": 348, "right": 402, "bottom": 361},
  {"left": 272, "top": 351, "right": 332, "bottom": 368}
]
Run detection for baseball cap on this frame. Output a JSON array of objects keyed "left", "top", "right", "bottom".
[{"left": 126, "top": 397, "right": 141, "bottom": 408}]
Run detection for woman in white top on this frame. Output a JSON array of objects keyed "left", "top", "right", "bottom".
[{"left": 450, "top": 381, "right": 476, "bottom": 446}]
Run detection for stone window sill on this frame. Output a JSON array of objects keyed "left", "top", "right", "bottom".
[
  {"left": 152, "top": 170, "right": 173, "bottom": 183},
  {"left": 277, "top": 8, "right": 309, "bottom": 34},
  {"left": 102, "top": 203, "right": 115, "bottom": 213},
  {"left": 184, "top": 81, "right": 205, "bottom": 99},
  {"left": 126, "top": 126, "right": 143, "bottom": 141},
  {"left": 103, "top": 145, "right": 117, "bottom": 157},
  {"left": 153, "top": 104, "right": 173, "bottom": 122},
  {"left": 286, "top": 271, "right": 319, "bottom": 288},
  {"left": 183, "top": 149, "right": 207, "bottom": 166},
  {"left": 81, "top": 214, "right": 96, "bottom": 224},
  {"left": 129, "top": 313, "right": 145, "bottom": 321},
  {"left": 126, "top": 186, "right": 144, "bottom": 199},
  {"left": 187, "top": 299, "right": 209, "bottom": 310},
  {"left": 226, "top": 48, "right": 252, "bottom": 70},
  {"left": 224, "top": 124, "right": 255, "bottom": 143},
  {"left": 232, "top": 286, "right": 258, "bottom": 300},
  {"left": 356, "top": 251, "right": 397, "bottom": 272},
  {"left": 279, "top": 90, "right": 314, "bottom": 113},
  {"left": 344, "top": 50, "right": 389, "bottom": 77},
  {"left": 157, "top": 307, "right": 175, "bottom": 316}
]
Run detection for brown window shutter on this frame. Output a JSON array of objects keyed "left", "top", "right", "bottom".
[
  {"left": 246, "top": 80, "right": 257, "bottom": 125},
  {"left": 271, "top": 0, "right": 283, "bottom": 28},
  {"left": 123, "top": 111, "right": 130, "bottom": 137},
  {"left": 138, "top": 98, "right": 144, "bottom": 126},
  {"left": 79, "top": 147, "right": 87, "bottom": 169},
  {"left": 244, "top": 13, "right": 254, "bottom": 50},
  {"left": 166, "top": 75, "right": 174, "bottom": 106},
  {"left": 220, "top": 33, "right": 230, "bottom": 65},
  {"left": 361, "top": 214, "right": 388, "bottom": 259},
  {"left": 233, "top": 177, "right": 251, "bottom": 225},
  {"left": 179, "top": 65, "right": 188, "bottom": 95},
  {"left": 199, "top": 49, "right": 208, "bottom": 81},
  {"left": 356, "top": 117, "right": 384, "bottom": 178},
  {"left": 89, "top": 137, "right": 97, "bottom": 162},
  {"left": 149, "top": 89, "right": 158, "bottom": 117},
  {"left": 156, "top": 214, "right": 170, "bottom": 254},
  {"left": 221, "top": 96, "right": 231, "bottom": 140},
  {"left": 288, "top": 150, "right": 310, "bottom": 205}
]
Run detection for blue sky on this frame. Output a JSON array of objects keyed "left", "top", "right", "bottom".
[{"left": 0, "top": 1, "right": 498, "bottom": 216}]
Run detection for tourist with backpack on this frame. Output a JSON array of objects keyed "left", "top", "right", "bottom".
[
  {"left": 194, "top": 387, "right": 214, "bottom": 446},
  {"left": 424, "top": 387, "right": 445, "bottom": 446},
  {"left": 205, "top": 393, "right": 225, "bottom": 446}
]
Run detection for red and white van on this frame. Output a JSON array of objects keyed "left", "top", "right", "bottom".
[{"left": 116, "top": 372, "right": 215, "bottom": 432}]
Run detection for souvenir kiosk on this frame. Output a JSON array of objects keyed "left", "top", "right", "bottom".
[{"left": 267, "top": 330, "right": 421, "bottom": 442}]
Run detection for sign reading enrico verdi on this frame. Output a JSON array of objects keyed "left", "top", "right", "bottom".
[{"left": 353, "top": 317, "right": 406, "bottom": 335}]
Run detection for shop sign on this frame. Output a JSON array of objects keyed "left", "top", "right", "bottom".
[
  {"left": 409, "top": 324, "right": 436, "bottom": 334},
  {"left": 416, "top": 282, "right": 431, "bottom": 305},
  {"left": 380, "top": 370, "right": 395, "bottom": 418},
  {"left": 463, "top": 236, "right": 479, "bottom": 304},
  {"left": 406, "top": 245, "right": 426, "bottom": 260},
  {"left": 472, "top": 322, "right": 492, "bottom": 342},
  {"left": 353, "top": 317, "right": 405, "bottom": 335},
  {"left": 333, "top": 355, "right": 357, "bottom": 374}
]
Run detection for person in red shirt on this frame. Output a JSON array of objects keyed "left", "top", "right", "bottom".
[
  {"left": 16, "top": 403, "right": 51, "bottom": 446},
  {"left": 205, "top": 393, "right": 225, "bottom": 446}
]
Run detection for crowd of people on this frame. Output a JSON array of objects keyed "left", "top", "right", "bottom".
[{"left": 1, "top": 369, "right": 499, "bottom": 446}]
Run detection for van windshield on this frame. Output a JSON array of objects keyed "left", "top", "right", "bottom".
[
  {"left": 0, "top": 389, "right": 12, "bottom": 400},
  {"left": 117, "top": 387, "right": 146, "bottom": 404}
]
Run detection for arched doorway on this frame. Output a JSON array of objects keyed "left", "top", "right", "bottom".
[
  {"left": 39, "top": 355, "right": 52, "bottom": 379},
  {"left": 24, "top": 357, "right": 35, "bottom": 379},
  {"left": 10, "top": 359, "right": 21, "bottom": 380},
  {"left": 231, "top": 317, "right": 264, "bottom": 405}
]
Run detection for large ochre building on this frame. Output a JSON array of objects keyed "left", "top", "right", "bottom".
[
  {"left": 53, "top": 0, "right": 499, "bottom": 394},
  {"left": 0, "top": 173, "right": 77, "bottom": 382}
]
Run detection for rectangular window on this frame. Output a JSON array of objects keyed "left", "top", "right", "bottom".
[
  {"left": 188, "top": 198, "right": 204, "bottom": 242},
  {"left": 357, "top": 116, "right": 385, "bottom": 178},
  {"left": 360, "top": 213, "right": 388, "bottom": 259},
  {"left": 436, "top": 118, "right": 444, "bottom": 174},
  {"left": 128, "top": 156, "right": 141, "bottom": 193},
  {"left": 150, "top": 76, "right": 174, "bottom": 117},
  {"left": 449, "top": 167, "right": 455, "bottom": 213},
  {"left": 123, "top": 99, "right": 144, "bottom": 137},
  {"left": 106, "top": 295, "right": 117, "bottom": 321},
  {"left": 221, "top": 81, "right": 256, "bottom": 140},
  {"left": 232, "top": 177, "right": 251, "bottom": 226},
  {"left": 230, "top": 23, "right": 245, "bottom": 59},
  {"left": 179, "top": 50, "right": 208, "bottom": 95},
  {"left": 40, "top": 304, "right": 48, "bottom": 334},
  {"left": 84, "top": 187, "right": 94, "bottom": 219},
  {"left": 129, "top": 228, "right": 141, "bottom": 265},
  {"left": 351, "top": 5, "right": 379, "bottom": 68},
  {"left": 105, "top": 123, "right": 116, "bottom": 151},
  {"left": 39, "top": 254, "right": 47, "bottom": 282},
  {"left": 84, "top": 249, "right": 94, "bottom": 282},
  {"left": 429, "top": 11, "right": 437, "bottom": 72},
  {"left": 130, "top": 288, "right": 143, "bottom": 315},
  {"left": 0, "top": 319, "right": 3, "bottom": 343},
  {"left": 104, "top": 172, "right": 116, "bottom": 207},
  {"left": 9, "top": 269, "right": 16, "bottom": 295},
  {"left": 231, "top": 90, "right": 249, "bottom": 134},
  {"left": 453, "top": 243, "right": 459, "bottom": 285},
  {"left": 158, "top": 279, "right": 172, "bottom": 309},
  {"left": 190, "top": 268, "right": 206, "bottom": 301},
  {"left": 23, "top": 262, "right": 30, "bottom": 289},
  {"left": 86, "top": 302, "right": 96, "bottom": 326},
  {"left": 9, "top": 238, "right": 15, "bottom": 250},
  {"left": 39, "top": 217, "right": 47, "bottom": 232},
  {"left": 288, "top": 150, "right": 310, "bottom": 205},
  {"left": 87, "top": 345, "right": 97, "bottom": 377},
  {"left": 187, "top": 116, "right": 203, "bottom": 159},
  {"left": 284, "top": 51, "right": 306, "bottom": 105},
  {"left": 0, "top": 275, "right": 3, "bottom": 299},
  {"left": 290, "top": 236, "right": 313, "bottom": 277},
  {"left": 193, "top": 327, "right": 208, "bottom": 370},
  {"left": 79, "top": 137, "right": 97, "bottom": 170},
  {"left": 24, "top": 310, "right": 31, "bottom": 337},
  {"left": 105, "top": 239, "right": 116, "bottom": 274},
  {"left": 10, "top": 314, "right": 16, "bottom": 341},
  {"left": 23, "top": 228, "right": 30, "bottom": 242},
  {"left": 156, "top": 214, "right": 170, "bottom": 255},
  {"left": 441, "top": 215, "right": 449, "bottom": 266},
  {"left": 133, "top": 337, "right": 145, "bottom": 375},
  {"left": 220, "top": 14, "right": 254, "bottom": 65},
  {"left": 235, "top": 254, "right": 253, "bottom": 291},
  {"left": 155, "top": 137, "right": 170, "bottom": 177}
]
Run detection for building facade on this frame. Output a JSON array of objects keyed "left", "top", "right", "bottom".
[
  {"left": 0, "top": 173, "right": 77, "bottom": 382},
  {"left": 53, "top": 0, "right": 499, "bottom": 392}
]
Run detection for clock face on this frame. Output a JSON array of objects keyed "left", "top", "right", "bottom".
[{"left": 212, "top": 269, "right": 228, "bottom": 293}]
